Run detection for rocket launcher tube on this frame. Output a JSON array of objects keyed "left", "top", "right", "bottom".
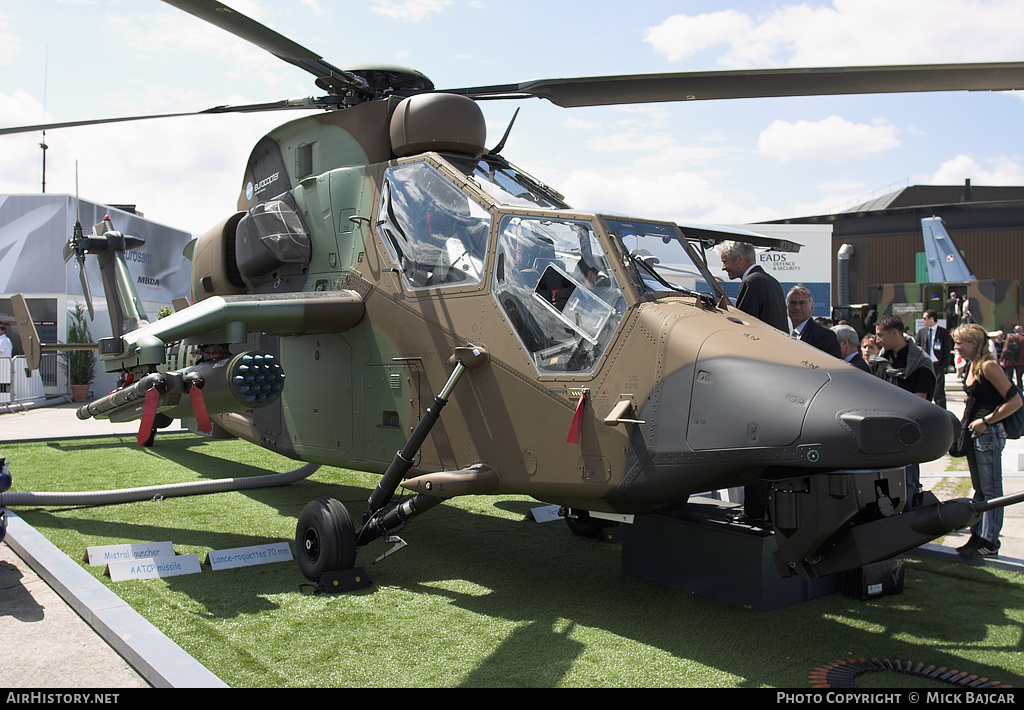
[{"left": 78, "top": 351, "right": 286, "bottom": 423}]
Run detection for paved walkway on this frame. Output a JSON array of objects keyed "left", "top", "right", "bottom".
[
  {"left": 920, "top": 373, "right": 1024, "bottom": 559},
  {"left": 0, "top": 401, "right": 223, "bottom": 688},
  {"left": 0, "top": 377, "right": 1022, "bottom": 688}
]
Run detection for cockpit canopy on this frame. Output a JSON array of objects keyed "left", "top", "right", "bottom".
[{"left": 374, "top": 152, "right": 721, "bottom": 376}]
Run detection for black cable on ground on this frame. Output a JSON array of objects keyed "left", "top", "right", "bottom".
[{"left": 810, "top": 658, "right": 1011, "bottom": 688}]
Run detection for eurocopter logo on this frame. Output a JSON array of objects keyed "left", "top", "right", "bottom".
[{"left": 247, "top": 171, "right": 280, "bottom": 200}]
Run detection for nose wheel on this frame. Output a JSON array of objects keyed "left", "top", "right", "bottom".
[{"left": 296, "top": 498, "right": 357, "bottom": 581}]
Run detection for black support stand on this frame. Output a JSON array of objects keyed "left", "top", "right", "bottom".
[{"left": 621, "top": 497, "right": 840, "bottom": 611}]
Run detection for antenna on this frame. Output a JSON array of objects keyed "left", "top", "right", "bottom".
[
  {"left": 489, "top": 108, "right": 520, "bottom": 156},
  {"left": 40, "top": 48, "right": 48, "bottom": 193}
]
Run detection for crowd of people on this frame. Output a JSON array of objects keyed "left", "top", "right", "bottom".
[{"left": 718, "top": 241, "right": 1023, "bottom": 558}]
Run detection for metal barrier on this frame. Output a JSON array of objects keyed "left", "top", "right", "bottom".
[{"left": 0, "top": 355, "right": 67, "bottom": 405}]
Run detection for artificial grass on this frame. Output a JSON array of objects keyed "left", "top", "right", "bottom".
[{"left": 3, "top": 433, "right": 1024, "bottom": 688}]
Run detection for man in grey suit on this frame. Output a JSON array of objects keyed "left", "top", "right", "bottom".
[
  {"left": 833, "top": 324, "right": 871, "bottom": 372},
  {"left": 718, "top": 241, "right": 787, "bottom": 332}
]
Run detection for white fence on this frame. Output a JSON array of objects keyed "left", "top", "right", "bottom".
[{"left": 0, "top": 354, "right": 69, "bottom": 405}]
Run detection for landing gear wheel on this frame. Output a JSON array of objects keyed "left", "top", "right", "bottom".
[
  {"left": 565, "top": 510, "right": 615, "bottom": 539},
  {"left": 296, "top": 498, "right": 357, "bottom": 582}
]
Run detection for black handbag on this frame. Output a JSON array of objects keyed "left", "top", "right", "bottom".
[
  {"left": 949, "top": 420, "right": 970, "bottom": 457},
  {"left": 949, "top": 383, "right": 973, "bottom": 457},
  {"left": 1002, "top": 384, "right": 1024, "bottom": 439}
]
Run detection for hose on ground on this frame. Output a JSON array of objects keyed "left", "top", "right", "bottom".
[{"left": 0, "top": 463, "right": 321, "bottom": 507}]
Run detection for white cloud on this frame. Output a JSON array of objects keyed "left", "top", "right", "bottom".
[
  {"left": 0, "top": 12, "right": 21, "bottom": 67},
  {"left": 565, "top": 117, "right": 599, "bottom": 130},
  {"left": 645, "top": 1, "right": 1024, "bottom": 67},
  {"left": 368, "top": 0, "right": 454, "bottom": 22},
  {"left": 524, "top": 154, "right": 778, "bottom": 225},
  {"left": 925, "top": 154, "right": 1024, "bottom": 185},
  {"left": 559, "top": 166, "right": 727, "bottom": 220},
  {"left": 758, "top": 116, "right": 901, "bottom": 162},
  {"left": 585, "top": 132, "right": 674, "bottom": 153},
  {"left": 0, "top": 106, "right": 288, "bottom": 235},
  {"left": 634, "top": 145, "right": 727, "bottom": 169},
  {"left": 644, "top": 11, "right": 753, "bottom": 64}
]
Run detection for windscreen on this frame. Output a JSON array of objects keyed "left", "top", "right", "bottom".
[
  {"left": 604, "top": 218, "right": 722, "bottom": 300},
  {"left": 447, "top": 156, "right": 568, "bottom": 210},
  {"left": 492, "top": 215, "right": 626, "bottom": 374}
]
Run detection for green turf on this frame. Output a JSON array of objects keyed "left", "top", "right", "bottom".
[{"left": 4, "top": 434, "right": 1024, "bottom": 688}]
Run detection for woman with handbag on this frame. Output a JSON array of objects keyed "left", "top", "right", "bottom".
[{"left": 952, "top": 323, "right": 1023, "bottom": 558}]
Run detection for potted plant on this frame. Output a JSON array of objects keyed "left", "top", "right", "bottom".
[{"left": 62, "top": 302, "right": 97, "bottom": 402}]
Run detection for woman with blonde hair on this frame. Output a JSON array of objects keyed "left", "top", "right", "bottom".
[{"left": 952, "top": 323, "right": 1023, "bottom": 558}]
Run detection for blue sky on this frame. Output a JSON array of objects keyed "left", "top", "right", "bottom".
[{"left": 1, "top": 0, "right": 1023, "bottom": 235}]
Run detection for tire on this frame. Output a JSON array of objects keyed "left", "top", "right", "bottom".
[
  {"left": 565, "top": 510, "right": 614, "bottom": 539},
  {"left": 296, "top": 498, "right": 357, "bottom": 581}
]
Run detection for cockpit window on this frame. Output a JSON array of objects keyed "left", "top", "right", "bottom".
[
  {"left": 377, "top": 162, "right": 490, "bottom": 290},
  {"left": 492, "top": 215, "right": 626, "bottom": 374},
  {"left": 605, "top": 218, "right": 723, "bottom": 301},
  {"left": 447, "top": 156, "right": 568, "bottom": 210}
]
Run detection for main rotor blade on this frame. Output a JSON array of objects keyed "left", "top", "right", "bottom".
[
  {"left": 447, "top": 62, "right": 1024, "bottom": 108},
  {"left": 161, "top": 0, "right": 371, "bottom": 96},
  {"left": 0, "top": 98, "right": 326, "bottom": 137}
]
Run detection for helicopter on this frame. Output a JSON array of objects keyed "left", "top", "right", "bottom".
[{"left": 4, "top": 0, "right": 1024, "bottom": 586}]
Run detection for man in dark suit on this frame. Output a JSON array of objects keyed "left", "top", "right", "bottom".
[
  {"left": 718, "top": 241, "right": 787, "bottom": 526},
  {"left": 787, "top": 285, "right": 842, "bottom": 358},
  {"left": 833, "top": 324, "right": 871, "bottom": 372},
  {"left": 718, "top": 241, "right": 787, "bottom": 332},
  {"left": 946, "top": 291, "right": 959, "bottom": 331},
  {"left": 916, "top": 309, "right": 951, "bottom": 408}
]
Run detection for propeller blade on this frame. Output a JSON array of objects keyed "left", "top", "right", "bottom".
[
  {"left": 11, "top": 294, "right": 41, "bottom": 372},
  {"left": 446, "top": 62, "right": 1024, "bottom": 108},
  {"left": 78, "top": 257, "right": 94, "bottom": 321},
  {"left": 162, "top": 0, "right": 371, "bottom": 96}
]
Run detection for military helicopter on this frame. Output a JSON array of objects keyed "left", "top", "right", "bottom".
[{"left": 5, "top": 0, "right": 1024, "bottom": 585}]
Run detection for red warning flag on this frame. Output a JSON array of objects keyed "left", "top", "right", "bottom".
[
  {"left": 137, "top": 387, "right": 160, "bottom": 446},
  {"left": 189, "top": 385, "right": 213, "bottom": 435}
]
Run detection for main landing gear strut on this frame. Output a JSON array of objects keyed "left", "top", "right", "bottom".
[{"left": 295, "top": 348, "right": 487, "bottom": 585}]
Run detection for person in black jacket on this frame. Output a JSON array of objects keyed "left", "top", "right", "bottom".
[
  {"left": 787, "top": 285, "right": 841, "bottom": 358},
  {"left": 718, "top": 241, "right": 787, "bottom": 332},
  {"left": 871, "top": 314, "right": 936, "bottom": 509}
]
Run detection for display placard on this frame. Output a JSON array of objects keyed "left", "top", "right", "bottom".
[
  {"left": 86, "top": 541, "right": 175, "bottom": 566},
  {"left": 107, "top": 554, "right": 202, "bottom": 581},
  {"left": 206, "top": 542, "right": 293, "bottom": 570}
]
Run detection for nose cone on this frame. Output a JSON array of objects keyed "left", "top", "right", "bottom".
[
  {"left": 608, "top": 319, "right": 956, "bottom": 513},
  {"left": 628, "top": 326, "right": 953, "bottom": 485},
  {"left": 803, "top": 368, "right": 957, "bottom": 466},
  {"left": 675, "top": 355, "right": 954, "bottom": 469}
]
